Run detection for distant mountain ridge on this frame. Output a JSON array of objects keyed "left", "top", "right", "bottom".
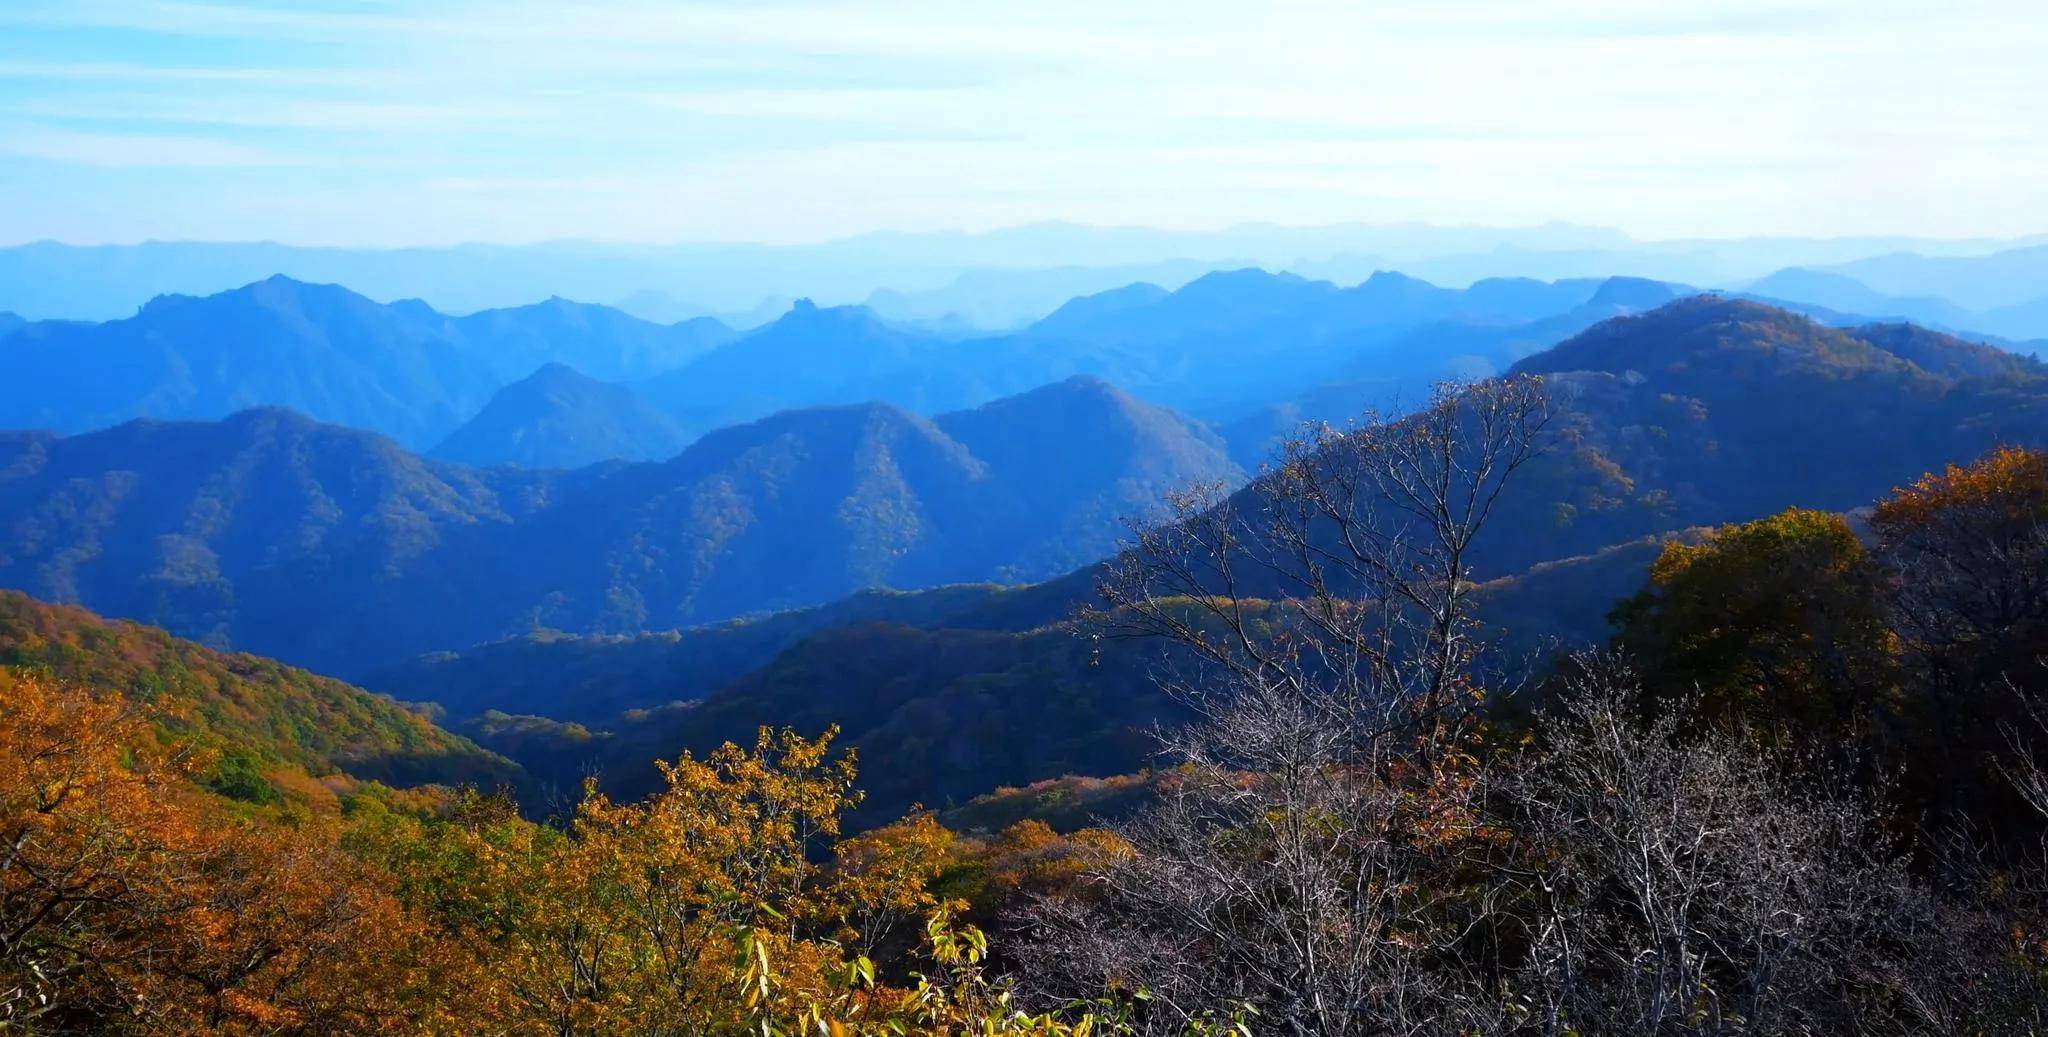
[
  {"left": 1815, "top": 243, "right": 2048, "bottom": 312},
  {"left": 0, "top": 276, "right": 733, "bottom": 447},
  {"left": 638, "top": 298, "right": 984, "bottom": 437},
  {"left": 26, "top": 266, "right": 2020, "bottom": 470},
  {"left": 1743, "top": 264, "right": 2048, "bottom": 344},
  {"left": 0, "top": 267, "right": 1733, "bottom": 457},
  {"left": 0, "top": 378, "right": 1240, "bottom": 676},
  {"left": 5, "top": 228, "right": 2039, "bottom": 322},
  {"left": 1744, "top": 267, "right": 1979, "bottom": 330},
  {"left": 1214, "top": 275, "right": 1687, "bottom": 464},
  {"left": 633, "top": 268, "right": 1725, "bottom": 453}
]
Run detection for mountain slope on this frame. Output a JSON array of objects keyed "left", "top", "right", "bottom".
[
  {"left": 1846, "top": 322, "right": 2043, "bottom": 381},
  {"left": 430, "top": 363, "right": 689, "bottom": 468},
  {"left": 0, "top": 591, "right": 519, "bottom": 799},
  {"left": 366, "top": 582, "right": 1059, "bottom": 726},
  {"left": 1489, "top": 296, "right": 2048, "bottom": 572},
  {"left": 582, "top": 621, "right": 1180, "bottom": 827},
  {"left": 0, "top": 268, "right": 1713, "bottom": 457},
  {"left": 480, "top": 402, "right": 1000, "bottom": 632},
  {"left": 475, "top": 381, "right": 1240, "bottom": 633},
  {"left": 0, "top": 407, "right": 561, "bottom": 675},
  {"left": 1979, "top": 296, "right": 2048, "bottom": 344},
  {"left": 933, "top": 376, "right": 1243, "bottom": 573}
]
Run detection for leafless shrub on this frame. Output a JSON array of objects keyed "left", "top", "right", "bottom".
[{"left": 1500, "top": 656, "right": 1923, "bottom": 1035}]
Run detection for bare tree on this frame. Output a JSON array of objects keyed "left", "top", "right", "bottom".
[
  {"left": 1499, "top": 656, "right": 1927, "bottom": 1035},
  {"left": 1022, "top": 379, "right": 1547, "bottom": 1035},
  {"left": 1096, "top": 375, "right": 1549, "bottom": 753}
]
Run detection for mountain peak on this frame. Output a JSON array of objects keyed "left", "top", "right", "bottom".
[
  {"left": 1184, "top": 267, "right": 1292, "bottom": 288},
  {"left": 1360, "top": 269, "right": 1433, "bottom": 289},
  {"left": 386, "top": 297, "right": 442, "bottom": 321},
  {"left": 430, "top": 362, "right": 684, "bottom": 469},
  {"left": 1026, "top": 282, "right": 1171, "bottom": 338},
  {"left": 760, "top": 298, "right": 893, "bottom": 335},
  {"left": 526, "top": 360, "right": 587, "bottom": 382},
  {"left": 1175, "top": 267, "right": 1325, "bottom": 299},
  {"left": 1582, "top": 275, "right": 1682, "bottom": 312},
  {"left": 222, "top": 403, "right": 323, "bottom": 427},
  {"left": 237, "top": 273, "right": 355, "bottom": 302},
  {"left": 1042, "top": 372, "right": 1120, "bottom": 394}
]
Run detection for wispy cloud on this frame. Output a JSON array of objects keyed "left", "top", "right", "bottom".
[
  {"left": 0, "top": 60, "right": 370, "bottom": 85},
  {"left": 12, "top": 94, "right": 554, "bottom": 131},
  {"left": 0, "top": 0, "right": 2043, "bottom": 243},
  {"left": 0, "top": 126, "right": 326, "bottom": 167}
]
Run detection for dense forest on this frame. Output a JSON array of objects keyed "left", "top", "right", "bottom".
[{"left": 4, "top": 368, "right": 2044, "bottom": 1032}]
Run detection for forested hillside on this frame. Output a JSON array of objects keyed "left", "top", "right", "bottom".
[
  {"left": 0, "top": 379, "right": 1237, "bottom": 675},
  {"left": 0, "top": 591, "right": 518, "bottom": 805}
]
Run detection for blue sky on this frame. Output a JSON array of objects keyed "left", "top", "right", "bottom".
[{"left": 2, "top": 0, "right": 2044, "bottom": 246}]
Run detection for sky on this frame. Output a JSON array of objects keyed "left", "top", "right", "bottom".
[{"left": 2, "top": 0, "right": 2045, "bottom": 247}]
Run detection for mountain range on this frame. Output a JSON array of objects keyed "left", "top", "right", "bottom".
[
  {"left": 1, "top": 274, "right": 2042, "bottom": 831},
  {"left": 1742, "top": 264, "right": 2048, "bottom": 344},
  {"left": 1814, "top": 243, "right": 2048, "bottom": 312},
  {"left": 640, "top": 267, "right": 1713, "bottom": 445},
  {"left": 0, "top": 376, "right": 1238, "bottom": 677},
  {"left": 13, "top": 226, "right": 2043, "bottom": 322},
  {"left": 355, "top": 296, "right": 2048, "bottom": 821},
  {"left": 7, "top": 265, "right": 2039, "bottom": 479},
  {"left": 0, "top": 277, "right": 733, "bottom": 448},
  {"left": 0, "top": 269, "right": 1688, "bottom": 460}
]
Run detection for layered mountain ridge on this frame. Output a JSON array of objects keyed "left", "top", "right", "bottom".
[
  {"left": 0, "top": 277, "right": 734, "bottom": 447},
  {"left": 0, "top": 376, "right": 1239, "bottom": 676},
  {"left": 361, "top": 297, "right": 2048, "bottom": 820}
]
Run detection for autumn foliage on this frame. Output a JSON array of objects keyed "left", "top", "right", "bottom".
[
  {"left": 0, "top": 670, "right": 443, "bottom": 1033},
  {"left": 1, "top": 668, "right": 1122, "bottom": 1034}
]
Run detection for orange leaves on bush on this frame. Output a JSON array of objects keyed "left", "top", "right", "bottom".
[{"left": 0, "top": 670, "right": 441, "bottom": 1034}]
